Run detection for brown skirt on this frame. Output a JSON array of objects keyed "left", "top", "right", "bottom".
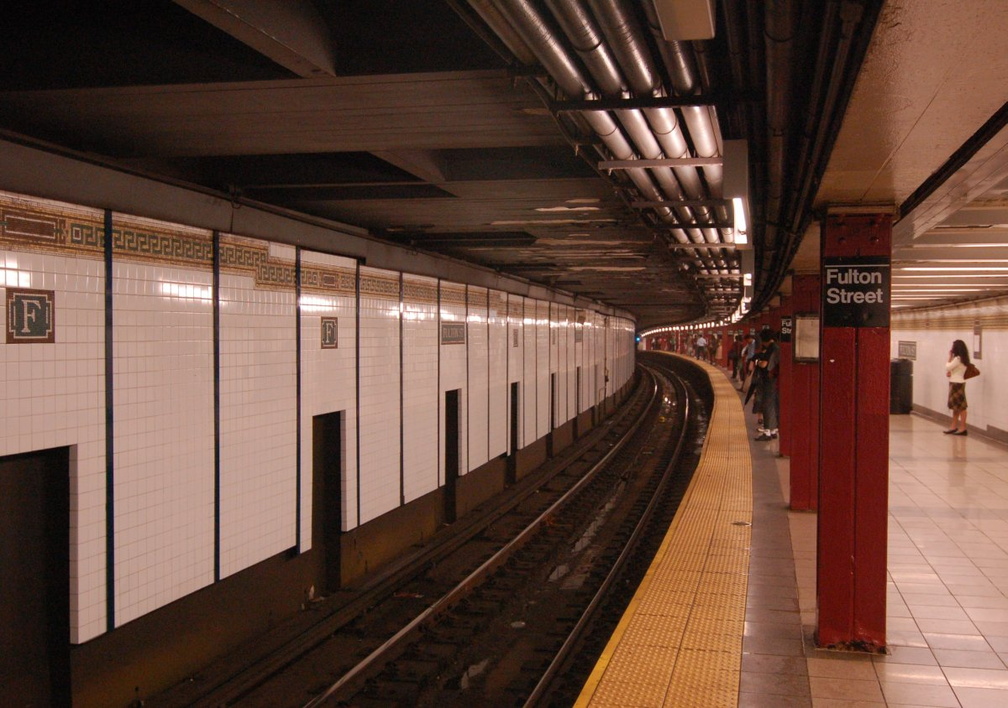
[{"left": 948, "top": 382, "right": 967, "bottom": 412}]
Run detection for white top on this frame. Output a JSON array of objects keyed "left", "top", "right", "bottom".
[{"left": 946, "top": 356, "right": 966, "bottom": 384}]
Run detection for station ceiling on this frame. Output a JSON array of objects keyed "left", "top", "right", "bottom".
[{"left": 1, "top": 1, "right": 1005, "bottom": 330}]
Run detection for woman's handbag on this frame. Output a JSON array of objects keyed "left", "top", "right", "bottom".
[{"left": 964, "top": 363, "right": 980, "bottom": 379}]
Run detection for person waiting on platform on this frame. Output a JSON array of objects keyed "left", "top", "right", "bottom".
[
  {"left": 944, "top": 339, "right": 972, "bottom": 436},
  {"left": 728, "top": 334, "right": 743, "bottom": 381},
  {"left": 750, "top": 329, "right": 780, "bottom": 441},
  {"left": 695, "top": 332, "right": 708, "bottom": 361}
]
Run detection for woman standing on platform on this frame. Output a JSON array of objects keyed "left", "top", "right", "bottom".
[{"left": 944, "top": 339, "right": 970, "bottom": 435}]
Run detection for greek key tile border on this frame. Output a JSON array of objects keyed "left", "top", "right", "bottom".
[
  {"left": 219, "top": 234, "right": 294, "bottom": 290},
  {"left": 301, "top": 265, "right": 357, "bottom": 295},
  {"left": 1, "top": 197, "right": 105, "bottom": 259},
  {"left": 403, "top": 278, "right": 438, "bottom": 304},
  {"left": 359, "top": 272, "right": 400, "bottom": 301},
  {"left": 441, "top": 285, "right": 466, "bottom": 306}
]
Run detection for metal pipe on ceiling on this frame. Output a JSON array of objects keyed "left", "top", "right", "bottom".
[{"left": 470, "top": 0, "right": 740, "bottom": 306}]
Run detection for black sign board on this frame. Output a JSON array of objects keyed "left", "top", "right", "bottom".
[
  {"left": 779, "top": 316, "right": 793, "bottom": 343},
  {"left": 441, "top": 322, "right": 466, "bottom": 345},
  {"left": 897, "top": 340, "right": 916, "bottom": 360},
  {"left": 822, "top": 256, "right": 890, "bottom": 328}
]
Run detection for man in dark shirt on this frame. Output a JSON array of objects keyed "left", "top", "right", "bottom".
[{"left": 752, "top": 330, "right": 780, "bottom": 441}]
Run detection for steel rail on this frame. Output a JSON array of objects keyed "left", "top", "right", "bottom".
[
  {"left": 302, "top": 369, "right": 662, "bottom": 708},
  {"left": 521, "top": 363, "right": 692, "bottom": 706}
]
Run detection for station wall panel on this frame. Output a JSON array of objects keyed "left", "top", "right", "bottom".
[
  {"left": 508, "top": 295, "right": 525, "bottom": 451},
  {"left": 357, "top": 266, "right": 402, "bottom": 524},
  {"left": 0, "top": 188, "right": 637, "bottom": 643},
  {"left": 299, "top": 250, "right": 358, "bottom": 539},
  {"left": 0, "top": 193, "right": 108, "bottom": 642},
  {"left": 402, "top": 274, "right": 438, "bottom": 503},
  {"left": 467, "top": 286, "right": 489, "bottom": 471},
  {"left": 488, "top": 290, "right": 508, "bottom": 458},
  {"left": 439, "top": 283, "right": 469, "bottom": 476},
  {"left": 536, "top": 300, "right": 550, "bottom": 438},
  {"left": 218, "top": 237, "right": 297, "bottom": 578},
  {"left": 110, "top": 214, "right": 215, "bottom": 626}
]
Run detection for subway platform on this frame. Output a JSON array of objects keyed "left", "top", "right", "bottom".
[{"left": 576, "top": 357, "right": 1008, "bottom": 707}]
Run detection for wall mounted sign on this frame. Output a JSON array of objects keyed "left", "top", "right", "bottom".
[
  {"left": 779, "top": 316, "right": 793, "bottom": 343},
  {"left": 321, "top": 317, "right": 338, "bottom": 349},
  {"left": 822, "top": 256, "right": 890, "bottom": 328},
  {"left": 793, "top": 314, "right": 819, "bottom": 362},
  {"left": 897, "top": 340, "right": 916, "bottom": 360},
  {"left": 513, "top": 328, "right": 520, "bottom": 347},
  {"left": 441, "top": 322, "right": 466, "bottom": 345},
  {"left": 7, "top": 288, "right": 55, "bottom": 344}
]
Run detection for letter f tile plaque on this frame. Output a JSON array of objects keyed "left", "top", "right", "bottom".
[{"left": 7, "top": 288, "right": 55, "bottom": 344}]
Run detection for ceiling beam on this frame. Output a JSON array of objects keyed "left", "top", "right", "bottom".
[{"left": 173, "top": 0, "right": 336, "bottom": 77}]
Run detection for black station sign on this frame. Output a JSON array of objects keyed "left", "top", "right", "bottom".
[
  {"left": 822, "top": 256, "right": 890, "bottom": 328},
  {"left": 441, "top": 322, "right": 466, "bottom": 345},
  {"left": 779, "top": 316, "right": 793, "bottom": 343}
]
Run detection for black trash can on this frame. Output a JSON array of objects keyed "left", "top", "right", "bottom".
[{"left": 890, "top": 358, "right": 913, "bottom": 414}]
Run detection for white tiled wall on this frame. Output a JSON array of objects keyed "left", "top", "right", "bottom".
[
  {"left": 219, "top": 237, "right": 297, "bottom": 578},
  {"left": 522, "top": 297, "right": 538, "bottom": 447},
  {"left": 467, "top": 287, "right": 489, "bottom": 471},
  {"left": 111, "top": 216, "right": 215, "bottom": 626},
  {"left": 507, "top": 295, "right": 524, "bottom": 451},
  {"left": 299, "top": 250, "right": 358, "bottom": 539},
  {"left": 487, "top": 290, "right": 508, "bottom": 458},
  {"left": 536, "top": 300, "right": 550, "bottom": 437},
  {"left": 357, "top": 266, "right": 401, "bottom": 523},
  {"left": 440, "top": 283, "right": 468, "bottom": 476},
  {"left": 402, "top": 274, "right": 438, "bottom": 503},
  {"left": 0, "top": 194, "right": 108, "bottom": 643},
  {"left": 892, "top": 297, "right": 1008, "bottom": 434},
  {"left": 1, "top": 188, "right": 639, "bottom": 644}
]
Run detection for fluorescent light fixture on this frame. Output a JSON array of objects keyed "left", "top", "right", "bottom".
[{"left": 732, "top": 197, "right": 748, "bottom": 245}]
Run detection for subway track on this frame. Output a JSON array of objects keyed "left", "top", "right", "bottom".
[{"left": 149, "top": 356, "right": 711, "bottom": 707}]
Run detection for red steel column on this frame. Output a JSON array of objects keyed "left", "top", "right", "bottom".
[
  {"left": 777, "top": 296, "right": 794, "bottom": 457},
  {"left": 817, "top": 213, "right": 891, "bottom": 650},
  {"left": 789, "top": 275, "right": 820, "bottom": 511}
]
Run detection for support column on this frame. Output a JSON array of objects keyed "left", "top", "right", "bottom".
[
  {"left": 817, "top": 213, "right": 891, "bottom": 650},
  {"left": 789, "top": 274, "right": 820, "bottom": 511}
]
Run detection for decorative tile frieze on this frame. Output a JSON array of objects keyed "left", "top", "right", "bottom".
[
  {"left": 219, "top": 234, "right": 295, "bottom": 290},
  {"left": 1, "top": 197, "right": 104, "bottom": 258},
  {"left": 467, "top": 286, "right": 487, "bottom": 307},
  {"left": 440, "top": 285, "right": 466, "bottom": 306},
  {"left": 359, "top": 273, "right": 400, "bottom": 300},
  {"left": 301, "top": 265, "right": 356, "bottom": 295},
  {"left": 403, "top": 278, "right": 437, "bottom": 304}
]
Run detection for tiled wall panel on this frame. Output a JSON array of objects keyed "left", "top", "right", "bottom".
[
  {"left": 467, "top": 287, "right": 489, "bottom": 471},
  {"left": 582, "top": 311, "right": 592, "bottom": 411},
  {"left": 299, "top": 250, "right": 358, "bottom": 540},
  {"left": 507, "top": 295, "right": 524, "bottom": 450},
  {"left": 893, "top": 297, "right": 1008, "bottom": 435},
  {"left": 560, "top": 304, "right": 574, "bottom": 424},
  {"left": 358, "top": 267, "right": 401, "bottom": 523},
  {"left": 0, "top": 192, "right": 108, "bottom": 642},
  {"left": 111, "top": 215, "right": 215, "bottom": 625},
  {"left": 487, "top": 290, "right": 508, "bottom": 457},
  {"left": 1, "top": 189, "right": 639, "bottom": 644},
  {"left": 402, "top": 274, "right": 438, "bottom": 503},
  {"left": 219, "top": 237, "right": 297, "bottom": 578},
  {"left": 440, "top": 283, "right": 468, "bottom": 475},
  {"left": 521, "top": 297, "right": 537, "bottom": 447},
  {"left": 536, "top": 300, "right": 550, "bottom": 438}
]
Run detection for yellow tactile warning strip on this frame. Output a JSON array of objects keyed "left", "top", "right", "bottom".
[{"left": 576, "top": 356, "right": 752, "bottom": 708}]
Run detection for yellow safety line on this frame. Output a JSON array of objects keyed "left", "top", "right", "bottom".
[{"left": 575, "top": 355, "right": 752, "bottom": 708}]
